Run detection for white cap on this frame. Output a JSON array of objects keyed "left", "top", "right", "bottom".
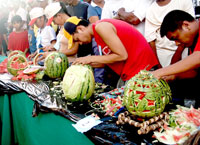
[
  {"left": 44, "top": 2, "right": 61, "bottom": 26},
  {"left": 29, "top": 7, "right": 44, "bottom": 25}
]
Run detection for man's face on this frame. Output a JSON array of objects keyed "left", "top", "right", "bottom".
[
  {"left": 166, "top": 27, "right": 194, "bottom": 47},
  {"left": 72, "top": 26, "right": 92, "bottom": 45}
]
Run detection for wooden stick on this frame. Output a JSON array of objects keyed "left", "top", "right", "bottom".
[
  {"left": 141, "top": 112, "right": 168, "bottom": 127},
  {"left": 138, "top": 119, "right": 165, "bottom": 135}
]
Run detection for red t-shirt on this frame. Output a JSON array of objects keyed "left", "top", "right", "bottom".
[
  {"left": 8, "top": 31, "right": 29, "bottom": 56},
  {"left": 92, "top": 19, "right": 158, "bottom": 81},
  {"left": 194, "top": 21, "right": 200, "bottom": 52}
]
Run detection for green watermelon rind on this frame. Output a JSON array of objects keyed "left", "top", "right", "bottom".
[
  {"left": 62, "top": 65, "right": 95, "bottom": 102},
  {"left": 44, "top": 52, "right": 69, "bottom": 79},
  {"left": 123, "top": 70, "right": 172, "bottom": 118},
  {"left": 7, "top": 54, "right": 28, "bottom": 76},
  {"left": 8, "top": 50, "right": 25, "bottom": 59}
]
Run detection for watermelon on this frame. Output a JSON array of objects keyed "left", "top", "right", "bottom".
[
  {"left": 44, "top": 52, "right": 68, "bottom": 78},
  {"left": 123, "top": 70, "right": 171, "bottom": 118},
  {"left": 23, "top": 67, "right": 40, "bottom": 75},
  {"left": 62, "top": 65, "right": 95, "bottom": 102},
  {"left": 8, "top": 50, "right": 25, "bottom": 59},
  {"left": 7, "top": 54, "right": 28, "bottom": 76}
]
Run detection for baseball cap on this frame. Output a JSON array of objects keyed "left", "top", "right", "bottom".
[
  {"left": 44, "top": 2, "right": 62, "bottom": 26},
  {"left": 63, "top": 16, "right": 81, "bottom": 49},
  {"left": 29, "top": 7, "right": 44, "bottom": 26}
]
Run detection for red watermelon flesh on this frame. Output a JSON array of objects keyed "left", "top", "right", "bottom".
[{"left": 0, "top": 58, "right": 8, "bottom": 73}]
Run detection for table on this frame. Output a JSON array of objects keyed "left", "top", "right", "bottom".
[{"left": 0, "top": 56, "right": 94, "bottom": 145}]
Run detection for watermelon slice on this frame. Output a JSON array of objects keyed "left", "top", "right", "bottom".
[{"left": 23, "top": 67, "right": 40, "bottom": 75}]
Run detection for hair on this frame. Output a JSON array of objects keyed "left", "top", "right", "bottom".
[
  {"left": 11, "top": 15, "right": 22, "bottom": 24},
  {"left": 56, "top": 2, "right": 71, "bottom": 17},
  {"left": 78, "top": 19, "right": 89, "bottom": 27},
  {"left": 64, "top": 18, "right": 89, "bottom": 35},
  {"left": 160, "top": 10, "right": 195, "bottom": 37}
]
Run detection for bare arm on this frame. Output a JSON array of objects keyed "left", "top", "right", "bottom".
[
  {"left": 89, "top": 16, "right": 99, "bottom": 24},
  {"left": 170, "top": 44, "right": 186, "bottom": 64},
  {"left": 73, "top": 22, "right": 128, "bottom": 65},
  {"left": 117, "top": 8, "right": 141, "bottom": 25},
  {"left": 152, "top": 51, "right": 200, "bottom": 79},
  {"left": 59, "top": 36, "right": 79, "bottom": 56}
]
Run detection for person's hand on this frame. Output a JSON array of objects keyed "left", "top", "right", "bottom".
[
  {"left": 72, "top": 56, "right": 93, "bottom": 65},
  {"left": 43, "top": 45, "right": 56, "bottom": 52},
  {"left": 117, "top": 7, "right": 126, "bottom": 16},
  {"left": 113, "top": 8, "right": 125, "bottom": 19},
  {"left": 161, "top": 75, "right": 176, "bottom": 82},
  {"left": 28, "top": 52, "right": 37, "bottom": 60},
  {"left": 151, "top": 70, "right": 162, "bottom": 80}
]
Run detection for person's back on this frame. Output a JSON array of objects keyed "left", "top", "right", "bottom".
[
  {"left": 93, "top": 19, "right": 158, "bottom": 81},
  {"left": 8, "top": 15, "right": 29, "bottom": 57},
  {"left": 145, "top": 0, "right": 195, "bottom": 67}
]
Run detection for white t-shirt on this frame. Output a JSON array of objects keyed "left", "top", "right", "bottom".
[
  {"left": 54, "top": 27, "right": 64, "bottom": 51},
  {"left": 145, "top": 0, "right": 195, "bottom": 67},
  {"left": 101, "top": 0, "right": 154, "bottom": 35},
  {"left": 36, "top": 26, "right": 56, "bottom": 51}
]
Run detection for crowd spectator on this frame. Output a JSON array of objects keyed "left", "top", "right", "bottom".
[
  {"left": 7, "top": 1, "right": 28, "bottom": 32},
  {"left": 8, "top": 15, "right": 29, "bottom": 57},
  {"left": 28, "top": 7, "right": 56, "bottom": 60}
]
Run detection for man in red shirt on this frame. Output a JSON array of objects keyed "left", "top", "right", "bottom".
[
  {"left": 8, "top": 15, "right": 29, "bottom": 57},
  {"left": 152, "top": 10, "right": 200, "bottom": 80},
  {"left": 63, "top": 16, "right": 158, "bottom": 86}
]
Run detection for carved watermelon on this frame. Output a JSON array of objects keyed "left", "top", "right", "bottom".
[
  {"left": 62, "top": 65, "right": 95, "bottom": 102},
  {"left": 8, "top": 50, "right": 25, "bottom": 59},
  {"left": 7, "top": 54, "right": 28, "bottom": 76},
  {"left": 44, "top": 52, "right": 68, "bottom": 78},
  {"left": 123, "top": 70, "right": 171, "bottom": 118}
]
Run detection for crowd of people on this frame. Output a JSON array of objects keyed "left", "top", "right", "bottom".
[{"left": 0, "top": 0, "right": 200, "bottom": 103}]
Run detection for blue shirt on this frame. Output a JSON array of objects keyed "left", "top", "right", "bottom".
[
  {"left": 28, "top": 28, "right": 37, "bottom": 54},
  {"left": 87, "top": 3, "right": 102, "bottom": 20}
]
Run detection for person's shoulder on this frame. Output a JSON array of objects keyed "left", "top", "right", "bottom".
[
  {"left": 44, "top": 26, "right": 54, "bottom": 31},
  {"left": 79, "top": 1, "right": 89, "bottom": 6}
]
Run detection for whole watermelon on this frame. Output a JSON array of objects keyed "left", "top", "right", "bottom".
[
  {"left": 123, "top": 70, "right": 171, "bottom": 118},
  {"left": 62, "top": 65, "right": 95, "bottom": 102},
  {"left": 7, "top": 54, "right": 28, "bottom": 76},
  {"left": 44, "top": 52, "right": 68, "bottom": 78}
]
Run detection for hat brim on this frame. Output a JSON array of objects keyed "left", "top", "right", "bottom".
[
  {"left": 46, "top": 17, "right": 53, "bottom": 26},
  {"left": 29, "top": 18, "right": 37, "bottom": 26},
  {"left": 63, "top": 28, "right": 74, "bottom": 49}
]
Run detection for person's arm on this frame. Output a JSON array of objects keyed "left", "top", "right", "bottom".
[
  {"left": 59, "top": 36, "right": 79, "bottom": 56},
  {"left": 170, "top": 44, "right": 186, "bottom": 65},
  {"left": 89, "top": 16, "right": 99, "bottom": 24},
  {"left": 24, "top": 48, "right": 29, "bottom": 54},
  {"left": 116, "top": 8, "right": 141, "bottom": 25},
  {"left": 152, "top": 51, "right": 200, "bottom": 79},
  {"left": 149, "top": 40, "right": 162, "bottom": 68},
  {"left": 73, "top": 22, "right": 128, "bottom": 65}
]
